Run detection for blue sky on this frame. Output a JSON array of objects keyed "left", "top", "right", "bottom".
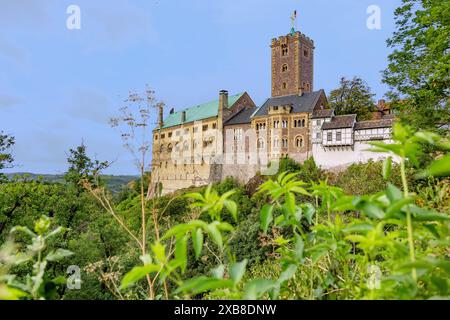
[{"left": 0, "top": 0, "right": 401, "bottom": 175}]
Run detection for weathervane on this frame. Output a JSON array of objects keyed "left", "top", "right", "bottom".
[{"left": 290, "top": 10, "right": 297, "bottom": 35}]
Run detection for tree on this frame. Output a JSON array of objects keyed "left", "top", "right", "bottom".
[
  {"left": 65, "top": 143, "right": 109, "bottom": 191},
  {"left": 328, "top": 76, "right": 376, "bottom": 121},
  {"left": 383, "top": 0, "right": 450, "bottom": 130},
  {"left": 0, "top": 132, "right": 15, "bottom": 181}
]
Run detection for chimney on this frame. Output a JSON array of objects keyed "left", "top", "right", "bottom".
[
  {"left": 181, "top": 110, "right": 186, "bottom": 123},
  {"left": 158, "top": 102, "right": 164, "bottom": 128},
  {"left": 219, "top": 90, "right": 229, "bottom": 112}
]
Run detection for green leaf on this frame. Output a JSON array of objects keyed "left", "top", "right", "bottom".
[
  {"left": 360, "top": 203, "right": 385, "bottom": 219},
  {"left": 244, "top": 279, "right": 278, "bottom": 300},
  {"left": 151, "top": 242, "right": 166, "bottom": 263},
  {"left": 223, "top": 200, "right": 238, "bottom": 222},
  {"left": 260, "top": 204, "right": 274, "bottom": 234},
  {"left": 191, "top": 228, "right": 204, "bottom": 259},
  {"left": 206, "top": 224, "right": 223, "bottom": 249},
  {"left": 421, "top": 154, "right": 450, "bottom": 178},
  {"left": 230, "top": 260, "right": 248, "bottom": 285},
  {"left": 285, "top": 192, "right": 296, "bottom": 214},
  {"left": 409, "top": 205, "right": 450, "bottom": 222},
  {"left": 278, "top": 264, "right": 297, "bottom": 283},
  {"left": 383, "top": 156, "right": 392, "bottom": 180},
  {"left": 211, "top": 264, "right": 225, "bottom": 279},
  {"left": 386, "top": 184, "right": 403, "bottom": 202},
  {"left": 293, "top": 233, "right": 304, "bottom": 261},
  {"left": 45, "top": 249, "right": 74, "bottom": 262},
  {"left": 162, "top": 224, "right": 192, "bottom": 240},
  {"left": 302, "top": 203, "right": 315, "bottom": 224},
  {"left": 176, "top": 277, "right": 234, "bottom": 295},
  {"left": 120, "top": 264, "right": 160, "bottom": 290},
  {"left": 175, "top": 235, "right": 188, "bottom": 273}
]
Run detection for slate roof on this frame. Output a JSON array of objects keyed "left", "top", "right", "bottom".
[
  {"left": 162, "top": 93, "right": 245, "bottom": 129},
  {"left": 322, "top": 114, "right": 357, "bottom": 130},
  {"left": 312, "top": 109, "right": 335, "bottom": 119},
  {"left": 354, "top": 118, "right": 395, "bottom": 130},
  {"left": 253, "top": 90, "right": 324, "bottom": 117},
  {"left": 224, "top": 107, "right": 256, "bottom": 125}
]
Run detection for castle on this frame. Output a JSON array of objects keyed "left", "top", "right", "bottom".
[{"left": 151, "top": 25, "right": 394, "bottom": 194}]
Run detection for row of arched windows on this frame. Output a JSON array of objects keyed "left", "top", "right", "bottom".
[{"left": 256, "top": 136, "right": 304, "bottom": 149}]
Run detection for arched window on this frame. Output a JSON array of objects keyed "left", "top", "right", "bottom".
[
  {"left": 257, "top": 138, "right": 265, "bottom": 149},
  {"left": 282, "top": 82, "right": 287, "bottom": 89},
  {"left": 295, "top": 136, "right": 304, "bottom": 148},
  {"left": 302, "top": 119, "right": 306, "bottom": 127},
  {"left": 159, "top": 145, "right": 165, "bottom": 153},
  {"left": 282, "top": 64, "right": 288, "bottom": 72},
  {"left": 167, "top": 144, "right": 173, "bottom": 152},
  {"left": 281, "top": 44, "right": 288, "bottom": 56}
]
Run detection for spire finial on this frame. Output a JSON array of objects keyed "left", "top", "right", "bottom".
[{"left": 290, "top": 10, "right": 297, "bottom": 35}]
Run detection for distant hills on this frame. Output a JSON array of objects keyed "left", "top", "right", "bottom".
[{"left": 5, "top": 173, "right": 137, "bottom": 194}]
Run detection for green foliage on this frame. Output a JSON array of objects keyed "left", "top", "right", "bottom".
[
  {"left": 328, "top": 76, "right": 376, "bottom": 121},
  {"left": 0, "top": 216, "right": 73, "bottom": 300},
  {"left": 0, "top": 132, "right": 14, "bottom": 181},
  {"left": 383, "top": 0, "right": 450, "bottom": 130},
  {"left": 65, "top": 143, "right": 109, "bottom": 191}
]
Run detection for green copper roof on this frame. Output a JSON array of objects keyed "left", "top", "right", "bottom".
[{"left": 162, "top": 93, "right": 244, "bottom": 129}]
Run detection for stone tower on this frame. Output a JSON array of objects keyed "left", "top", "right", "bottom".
[{"left": 271, "top": 31, "right": 314, "bottom": 97}]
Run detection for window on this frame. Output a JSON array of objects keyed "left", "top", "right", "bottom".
[
  {"left": 273, "top": 121, "right": 280, "bottom": 129},
  {"left": 154, "top": 135, "right": 158, "bottom": 141},
  {"left": 175, "top": 131, "right": 180, "bottom": 137},
  {"left": 296, "top": 137, "right": 304, "bottom": 148},
  {"left": 183, "top": 141, "right": 189, "bottom": 151},
  {"left": 336, "top": 131, "right": 342, "bottom": 142},
  {"left": 306, "top": 83, "right": 311, "bottom": 92},
  {"left": 282, "top": 82, "right": 287, "bottom": 89},
  {"left": 234, "top": 128, "right": 243, "bottom": 141},
  {"left": 282, "top": 64, "right": 288, "bottom": 72},
  {"left": 257, "top": 138, "right": 265, "bottom": 149},
  {"left": 303, "top": 49, "right": 309, "bottom": 57},
  {"left": 167, "top": 144, "right": 173, "bottom": 152},
  {"left": 302, "top": 119, "right": 306, "bottom": 127},
  {"left": 273, "top": 106, "right": 278, "bottom": 111},
  {"left": 316, "top": 132, "right": 321, "bottom": 139},
  {"left": 316, "top": 120, "right": 321, "bottom": 126},
  {"left": 274, "top": 138, "right": 279, "bottom": 148},
  {"left": 161, "top": 134, "right": 165, "bottom": 139},
  {"left": 193, "top": 127, "right": 198, "bottom": 133},
  {"left": 282, "top": 139, "right": 288, "bottom": 148},
  {"left": 282, "top": 120, "right": 288, "bottom": 128},
  {"left": 327, "top": 132, "right": 332, "bottom": 142},
  {"left": 212, "top": 123, "right": 217, "bottom": 129},
  {"left": 281, "top": 44, "right": 288, "bottom": 56},
  {"left": 168, "top": 132, "right": 172, "bottom": 138},
  {"left": 202, "top": 125, "right": 208, "bottom": 131}
]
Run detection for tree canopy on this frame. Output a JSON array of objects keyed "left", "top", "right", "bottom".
[
  {"left": 383, "top": 0, "right": 450, "bottom": 130},
  {"left": 328, "top": 76, "right": 376, "bottom": 121}
]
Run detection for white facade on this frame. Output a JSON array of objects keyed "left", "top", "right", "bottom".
[
  {"left": 312, "top": 140, "right": 393, "bottom": 169},
  {"left": 311, "top": 114, "right": 395, "bottom": 170}
]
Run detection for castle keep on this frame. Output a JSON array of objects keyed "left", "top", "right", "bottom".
[{"left": 151, "top": 26, "right": 394, "bottom": 194}]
